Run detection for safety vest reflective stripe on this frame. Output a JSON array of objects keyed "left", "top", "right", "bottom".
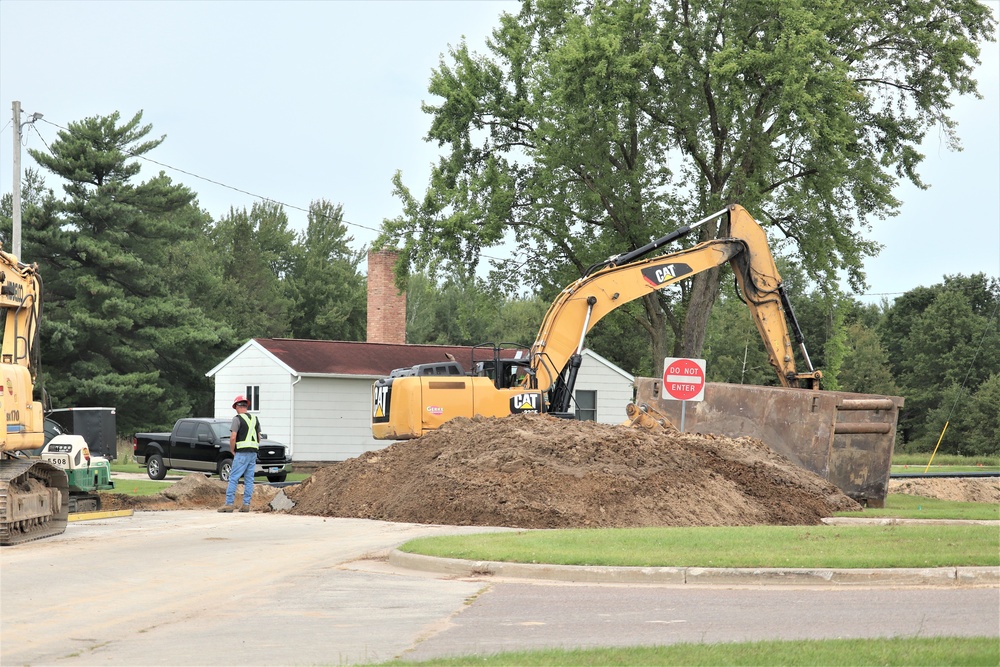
[{"left": 237, "top": 413, "right": 259, "bottom": 449}]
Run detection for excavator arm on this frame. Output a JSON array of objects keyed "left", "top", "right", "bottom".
[
  {"left": 372, "top": 204, "right": 820, "bottom": 440},
  {"left": 0, "top": 247, "right": 45, "bottom": 452},
  {"left": 526, "top": 204, "right": 820, "bottom": 413}
]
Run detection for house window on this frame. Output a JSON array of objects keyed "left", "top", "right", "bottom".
[
  {"left": 575, "top": 390, "right": 597, "bottom": 422},
  {"left": 245, "top": 385, "right": 260, "bottom": 411}
]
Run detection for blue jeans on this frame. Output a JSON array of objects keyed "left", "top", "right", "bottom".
[{"left": 226, "top": 451, "right": 256, "bottom": 505}]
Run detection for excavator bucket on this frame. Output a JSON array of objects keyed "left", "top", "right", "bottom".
[
  {"left": 633, "top": 379, "right": 904, "bottom": 507},
  {"left": 624, "top": 402, "right": 677, "bottom": 432}
]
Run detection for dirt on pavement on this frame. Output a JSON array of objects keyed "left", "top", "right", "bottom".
[
  {"left": 101, "top": 414, "right": 997, "bottom": 527},
  {"left": 101, "top": 473, "right": 281, "bottom": 512}
]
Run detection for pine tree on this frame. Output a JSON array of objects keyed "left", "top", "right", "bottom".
[
  {"left": 24, "top": 111, "right": 234, "bottom": 432},
  {"left": 286, "top": 200, "right": 366, "bottom": 341}
]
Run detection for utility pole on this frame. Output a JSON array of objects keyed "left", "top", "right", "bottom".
[
  {"left": 10, "top": 101, "right": 43, "bottom": 260},
  {"left": 12, "top": 100, "right": 22, "bottom": 259}
]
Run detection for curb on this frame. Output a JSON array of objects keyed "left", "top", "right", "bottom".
[
  {"left": 388, "top": 550, "right": 1000, "bottom": 588},
  {"left": 822, "top": 518, "right": 1000, "bottom": 526},
  {"left": 68, "top": 509, "right": 135, "bottom": 522}
]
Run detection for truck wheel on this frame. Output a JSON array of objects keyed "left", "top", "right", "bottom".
[
  {"left": 147, "top": 454, "right": 167, "bottom": 480},
  {"left": 217, "top": 458, "right": 232, "bottom": 482},
  {"left": 266, "top": 472, "right": 287, "bottom": 483}
]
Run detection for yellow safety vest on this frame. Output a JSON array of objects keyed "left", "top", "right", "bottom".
[{"left": 236, "top": 413, "right": 260, "bottom": 449}]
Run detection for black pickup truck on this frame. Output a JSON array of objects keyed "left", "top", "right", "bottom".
[{"left": 133, "top": 418, "right": 292, "bottom": 483}]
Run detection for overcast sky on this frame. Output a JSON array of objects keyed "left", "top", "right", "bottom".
[{"left": 1, "top": 0, "right": 997, "bottom": 305}]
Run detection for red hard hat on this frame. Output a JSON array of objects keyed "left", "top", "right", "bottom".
[{"left": 232, "top": 395, "right": 249, "bottom": 409}]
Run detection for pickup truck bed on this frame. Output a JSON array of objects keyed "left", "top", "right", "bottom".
[{"left": 134, "top": 417, "right": 292, "bottom": 482}]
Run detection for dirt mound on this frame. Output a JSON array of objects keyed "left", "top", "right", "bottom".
[
  {"left": 889, "top": 477, "right": 1000, "bottom": 504},
  {"left": 101, "top": 474, "right": 279, "bottom": 511},
  {"left": 283, "top": 413, "right": 860, "bottom": 528}
]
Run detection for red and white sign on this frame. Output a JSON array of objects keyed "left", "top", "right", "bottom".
[{"left": 662, "top": 357, "right": 706, "bottom": 402}]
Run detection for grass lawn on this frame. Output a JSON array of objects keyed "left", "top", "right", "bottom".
[
  {"left": 892, "top": 453, "right": 999, "bottom": 467},
  {"left": 383, "top": 636, "right": 999, "bottom": 666},
  {"left": 110, "top": 461, "right": 309, "bottom": 481},
  {"left": 108, "top": 478, "right": 174, "bottom": 496},
  {"left": 843, "top": 494, "right": 1000, "bottom": 521},
  {"left": 893, "top": 464, "right": 1000, "bottom": 474},
  {"left": 399, "top": 523, "right": 999, "bottom": 568}
]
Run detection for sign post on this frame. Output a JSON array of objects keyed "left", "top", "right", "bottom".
[{"left": 662, "top": 357, "right": 706, "bottom": 432}]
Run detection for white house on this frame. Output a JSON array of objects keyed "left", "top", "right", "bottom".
[{"left": 206, "top": 339, "right": 635, "bottom": 463}]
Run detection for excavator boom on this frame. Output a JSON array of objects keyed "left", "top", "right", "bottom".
[
  {"left": 527, "top": 205, "right": 820, "bottom": 404},
  {"left": 373, "top": 204, "right": 819, "bottom": 439}
]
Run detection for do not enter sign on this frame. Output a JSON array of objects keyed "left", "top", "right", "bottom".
[{"left": 662, "top": 357, "right": 706, "bottom": 402}]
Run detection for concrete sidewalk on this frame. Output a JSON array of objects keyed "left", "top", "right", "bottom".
[
  {"left": 388, "top": 549, "right": 999, "bottom": 587},
  {"left": 388, "top": 517, "right": 1000, "bottom": 589}
]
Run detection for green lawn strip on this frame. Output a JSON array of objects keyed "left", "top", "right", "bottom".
[
  {"left": 104, "top": 479, "right": 173, "bottom": 496},
  {"left": 892, "top": 454, "right": 1000, "bottom": 467},
  {"left": 110, "top": 461, "right": 309, "bottom": 482},
  {"left": 892, "top": 465, "right": 1000, "bottom": 474},
  {"left": 103, "top": 474, "right": 310, "bottom": 498},
  {"left": 840, "top": 495, "right": 1000, "bottom": 521},
  {"left": 385, "top": 636, "right": 999, "bottom": 667},
  {"left": 277, "top": 472, "right": 310, "bottom": 482},
  {"left": 111, "top": 462, "right": 146, "bottom": 474},
  {"left": 400, "top": 524, "right": 999, "bottom": 568}
]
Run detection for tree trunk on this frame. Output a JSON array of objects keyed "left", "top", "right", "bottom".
[
  {"left": 679, "top": 268, "right": 722, "bottom": 358},
  {"left": 641, "top": 293, "right": 671, "bottom": 379}
]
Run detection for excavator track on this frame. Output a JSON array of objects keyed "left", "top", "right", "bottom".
[{"left": 0, "top": 458, "right": 69, "bottom": 546}]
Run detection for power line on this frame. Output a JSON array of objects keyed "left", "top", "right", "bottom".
[
  {"left": 32, "top": 118, "right": 382, "bottom": 236},
  {"left": 28, "top": 117, "right": 514, "bottom": 267}
]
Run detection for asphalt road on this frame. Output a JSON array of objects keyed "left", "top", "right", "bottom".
[{"left": 1, "top": 511, "right": 997, "bottom": 666}]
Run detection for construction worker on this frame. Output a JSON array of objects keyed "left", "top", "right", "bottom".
[{"left": 219, "top": 395, "right": 261, "bottom": 513}]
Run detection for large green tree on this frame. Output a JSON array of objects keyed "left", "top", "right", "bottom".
[
  {"left": 405, "top": 272, "right": 550, "bottom": 348},
  {"left": 286, "top": 200, "right": 367, "bottom": 341},
  {"left": 379, "top": 0, "right": 994, "bottom": 376},
  {"left": 0, "top": 168, "right": 50, "bottom": 249},
  {"left": 880, "top": 274, "right": 1000, "bottom": 446},
  {"left": 22, "top": 111, "right": 234, "bottom": 432},
  {"left": 210, "top": 201, "right": 296, "bottom": 340},
  {"left": 703, "top": 288, "right": 779, "bottom": 386},
  {"left": 838, "top": 322, "right": 899, "bottom": 396}
]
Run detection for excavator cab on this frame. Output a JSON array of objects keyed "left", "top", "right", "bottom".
[
  {"left": 468, "top": 343, "right": 533, "bottom": 390},
  {"left": 372, "top": 343, "right": 541, "bottom": 440}
]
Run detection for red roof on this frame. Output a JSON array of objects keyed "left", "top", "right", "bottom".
[{"left": 254, "top": 338, "right": 526, "bottom": 377}]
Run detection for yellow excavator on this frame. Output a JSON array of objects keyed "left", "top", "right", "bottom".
[
  {"left": 372, "top": 204, "right": 822, "bottom": 440},
  {"left": 0, "top": 247, "right": 69, "bottom": 545}
]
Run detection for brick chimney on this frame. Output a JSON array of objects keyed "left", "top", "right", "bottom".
[{"left": 366, "top": 250, "right": 406, "bottom": 344}]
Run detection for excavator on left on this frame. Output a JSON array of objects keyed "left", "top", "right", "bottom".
[{"left": 0, "top": 246, "right": 68, "bottom": 546}]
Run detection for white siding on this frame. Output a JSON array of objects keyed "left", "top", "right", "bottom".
[
  {"left": 291, "top": 376, "right": 388, "bottom": 462},
  {"left": 212, "top": 345, "right": 295, "bottom": 454},
  {"left": 574, "top": 351, "right": 635, "bottom": 424},
  {"left": 210, "top": 343, "right": 635, "bottom": 463}
]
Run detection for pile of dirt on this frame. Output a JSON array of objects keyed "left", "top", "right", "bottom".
[
  {"left": 283, "top": 413, "right": 860, "bottom": 528},
  {"left": 101, "top": 474, "right": 279, "bottom": 512},
  {"left": 889, "top": 477, "right": 1000, "bottom": 504}
]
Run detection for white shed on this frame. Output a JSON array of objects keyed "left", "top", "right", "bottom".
[{"left": 207, "top": 338, "right": 635, "bottom": 463}]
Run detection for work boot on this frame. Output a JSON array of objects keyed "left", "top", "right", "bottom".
[
  {"left": 218, "top": 505, "right": 234, "bottom": 513},
  {"left": 239, "top": 505, "right": 250, "bottom": 513}
]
